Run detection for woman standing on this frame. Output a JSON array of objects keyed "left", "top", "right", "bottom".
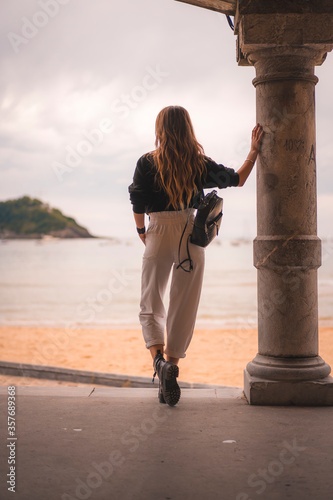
[{"left": 129, "top": 106, "right": 263, "bottom": 407}]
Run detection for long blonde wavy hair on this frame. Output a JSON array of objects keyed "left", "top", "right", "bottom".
[{"left": 150, "top": 106, "right": 206, "bottom": 210}]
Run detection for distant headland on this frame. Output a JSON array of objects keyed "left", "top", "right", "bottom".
[{"left": 0, "top": 196, "right": 94, "bottom": 239}]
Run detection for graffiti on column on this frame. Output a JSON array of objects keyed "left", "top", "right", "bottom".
[
  {"left": 308, "top": 144, "right": 316, "bottom": 164},
  {"left": 284, "top": 139, "right": 305, "bottom": 151}
]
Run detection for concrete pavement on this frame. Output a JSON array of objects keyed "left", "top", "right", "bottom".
[{"left": 0, "top": 386, "right": 332, "bottom": 500}]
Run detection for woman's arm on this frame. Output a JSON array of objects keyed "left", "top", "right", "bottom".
[
  {"left": 129, "top": 156, "right": 152, "bottom": 245},
  {"left": 133, "top": 212, "right": 146, "bottom": 245},
  {"left": 237, "top": 124, "right": 263, "bottom": 187}
]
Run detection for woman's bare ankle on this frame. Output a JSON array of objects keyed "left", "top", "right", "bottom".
[
  {"left": 149, "top": 344, "right": 164, "bottom": 361},
  {"left": 166, "top": 356, "right": 179, "bottom": 365}
]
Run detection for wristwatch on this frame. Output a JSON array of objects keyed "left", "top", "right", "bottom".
[{"left": 137, "top": 227, "right": 146, "bottom": 234}]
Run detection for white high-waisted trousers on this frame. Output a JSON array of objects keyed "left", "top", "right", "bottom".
[{"left": 139, "top": 208, "right": 205, "bottom": 359}]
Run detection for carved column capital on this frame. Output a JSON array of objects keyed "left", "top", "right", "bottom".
[
  {"left": 246, "top": 46, "right": 325, "bottom": 87},
  {"left": 236, "top": 11, "right": 333, "bottom": 68}
]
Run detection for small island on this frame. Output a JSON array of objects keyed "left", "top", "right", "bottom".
[{"left": 0, "top": 196, "right": 94, "bottom": 239}]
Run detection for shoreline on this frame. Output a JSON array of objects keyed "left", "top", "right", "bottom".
[
  {"left": 1, "top": 321, "right": 333, "bottom": 330},
  {"left": 1, "top": 325, "right": 333, "bottom": 388}
]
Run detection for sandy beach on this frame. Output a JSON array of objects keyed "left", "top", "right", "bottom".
[{"left": 0, "top": 325, "right": 332, "bottom": 388}]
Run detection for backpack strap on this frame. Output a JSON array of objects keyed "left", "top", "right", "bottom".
[{"left": 176, "top": 213, "right": 193, "bottom": 273}]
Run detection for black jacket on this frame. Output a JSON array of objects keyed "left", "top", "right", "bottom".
[{"left": 128, "top": 153, "right": 239, "bottom": 214}]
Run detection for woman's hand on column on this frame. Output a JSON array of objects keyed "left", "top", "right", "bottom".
[
  {"left": 250, "top": 123, "right": 264, "bottom": 155},
  {"left": 237, "top": 124, "right": 263, "bottom": 186}
]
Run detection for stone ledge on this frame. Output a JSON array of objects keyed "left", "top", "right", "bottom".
[
  {"left": 0, "top": 386, "right": 244, "bottom": 399},
  {"left": 0, "top": 360, "right": 230, "bottom": 390}
]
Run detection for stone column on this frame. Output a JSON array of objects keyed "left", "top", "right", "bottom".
[{"left": 236, "top": 4, "right": 333, "bottom": 405}]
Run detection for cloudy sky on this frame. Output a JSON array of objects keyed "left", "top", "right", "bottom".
[{"left": 1, "top": 0, "right": 332, "bottom": 239}]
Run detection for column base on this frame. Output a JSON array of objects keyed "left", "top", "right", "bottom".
[
  {"left": 244, "top": 370, "right": 333, "bottom": 406},
  {"left": 246, "top": 353, "right": 331, "bottom": 381}
]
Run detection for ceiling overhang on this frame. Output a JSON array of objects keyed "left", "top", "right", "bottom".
[{"left": 174, "top": 0, "right": 236, "bottom": 16}]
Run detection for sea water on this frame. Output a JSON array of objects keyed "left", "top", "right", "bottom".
[{"left": 0, "top": 237, "right": 332, "bottom": 329}]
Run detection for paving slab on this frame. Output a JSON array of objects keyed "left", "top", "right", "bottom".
[{"left": 0, "top": 386, "right": 333, "bottom": 500}]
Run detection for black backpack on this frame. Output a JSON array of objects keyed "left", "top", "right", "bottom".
[{"left": 177, "top": 190, "right": 223, "bottom": 272}]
